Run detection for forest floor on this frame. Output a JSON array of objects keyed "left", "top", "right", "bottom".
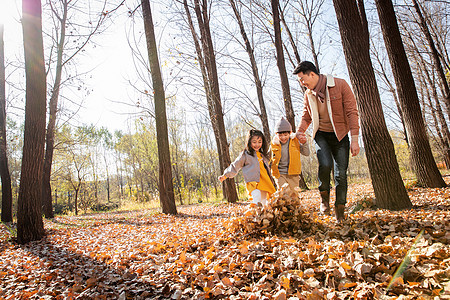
[{"left": 1, "top": 180, "right": 449, "bottom": 300}]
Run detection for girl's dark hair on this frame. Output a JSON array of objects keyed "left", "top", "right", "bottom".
[{"left": 246, "top": 129, "right": 269, "bottom": 158}]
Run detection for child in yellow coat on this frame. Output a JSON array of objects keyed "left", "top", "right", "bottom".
[
  {"left": 219, "top": 129, "right": 276, "bottom": 205},
  {"left": 271, "top": 117, "right": 309, "bottom": 193}
]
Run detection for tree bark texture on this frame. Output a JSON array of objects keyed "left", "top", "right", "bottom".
[
  {"left": 17, "top": 0, "right": 47, "bottom": 243},
  {"left": 333, "top": 0, "right": 412, "bottom": 210},
  {"left": 188, "top": 0, "right": 238, "bottom": 203},
  {"left": 142, "top": 0, "right": 177, "bottom": 214},
  {"left": 229, "top": 0, "right": 271, "bottom": 143},
  {"left": 375, "top": 0, "right": 445, "bottom": 188},
  {"left": 271, "top": 0, "right": 295, "bottom": 130},
  {"left": 0, "top": 24, "right": 13, "bottom": 223}
]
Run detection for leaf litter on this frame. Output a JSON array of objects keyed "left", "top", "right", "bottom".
[{"left": 0, "top": 182, "right": 449, "bottom": 299}]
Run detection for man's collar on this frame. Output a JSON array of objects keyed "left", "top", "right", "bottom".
[{"left": 326, "top": 74, "right": 335, "bottom": 87}]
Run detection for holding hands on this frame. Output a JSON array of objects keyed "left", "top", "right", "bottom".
[{"left": 296, "top": 131, "right": 307, "bottom": 144}]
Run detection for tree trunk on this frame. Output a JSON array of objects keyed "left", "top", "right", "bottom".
[
  {"left": 415, "top": 53, "right": 450, "bottom": 169},
  {"left": 271, "top": 0, "right": 295, "bottom": 129},
  {"left": 296, "top": 0, "right": 324, "bottom": 72},
  {"left": 230, "top": 0, "right": 271, "bottom": 143},
  {"left": 42, "top": 0, "right": 68, "bottom": 220},
  {"left": 93, "top": 169, "right": 98, "bottom": 202},
  {"left": 74, "top": 186, "right": 79, "bottom": 216},
  {"left": 411, "top": 0, "right": 450, "bottom": 116},
  {"left": 197, "top": 0, "right": 238, "bottom": 203},
  {"left": 375, "top": 0, "right": 445, "bottom": 188},
  {"left": 272, "top": 0, "right": 308, "bottom": 190},
  {"left": 184, "top": 1, "right": 222, "bottom": 199},
  {"left": 391, "top": 89, "right": 408, "bottom": 145},
  {"left": 106, "top": 176, "right": 110, "bottom": 202},
  {"left": 332, "top": 0, "right": 411, "bottom": 210},
  {"left": 301, "top": 8, "right": 320, "bottom": 72},
  {"left": 0, "top": 24, "right": 13, "bottom": 223},
  {"left": 372, "top": 43, "right": 408, "bottom": 143},
  {"left": 278, "top": 5, "right": 301, "bottom": 66},
  {"left": 17, "top": 0, "right": 47, "bottom": 243},
  {"left": 142, "top": 0, "right": 177, "bottom": 214},
  {"left": 185, "top": 0, "right": 238, "bottom": 203}
]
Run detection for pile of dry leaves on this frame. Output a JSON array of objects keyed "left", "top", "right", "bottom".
[
  {"left": 0, "top": 182, "right": 449, "bottom": 299},
  {"left": 229, "top": 187, "right": 319, "bottom": 237}
]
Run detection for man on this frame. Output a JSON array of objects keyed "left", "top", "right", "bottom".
[{"left": 294, "top": 61, "right": 360, "bottom": 223}]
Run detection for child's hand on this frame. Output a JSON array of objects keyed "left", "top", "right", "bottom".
[
  {"left": 218, "top": 175, "right": 226, "bottom": 182},
  {"left": 296, "top": 131, "right": 307, "bottom": 144}
]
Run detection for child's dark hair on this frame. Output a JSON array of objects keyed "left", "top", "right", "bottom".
[{"left": 246, "top": 129, "right": 269, "bottom": 158}]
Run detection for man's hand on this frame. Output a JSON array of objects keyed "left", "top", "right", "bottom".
[
  {"left": 296, "top": 131, "right": 307, "bottom": 144},
  {"left": 218, "top": 175, "right": 226, "bottom": 182},
  {"left": 351, "top": 140, "right": 360, "bottom": 157}
]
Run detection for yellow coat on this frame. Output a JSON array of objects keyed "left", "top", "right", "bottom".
[
  {"left": 271, "top": 133, "right": 308, "bottom": 178},
  {"left": 246, "top": 152, "right": 276, "bottom": 197}
]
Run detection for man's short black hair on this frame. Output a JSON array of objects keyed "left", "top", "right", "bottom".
[{"left": 293, "top": 61, "right": 319, "bottom": 75}]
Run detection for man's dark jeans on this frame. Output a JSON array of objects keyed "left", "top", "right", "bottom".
[{"left": 314, "top": 131, "right": 350, "bottom": 205}]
